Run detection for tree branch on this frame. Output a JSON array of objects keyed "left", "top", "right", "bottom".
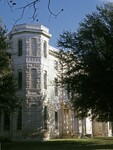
[
  {"left": 6, "top": 0, "right": 14, "bottom": 12},
  {"left": 1, "top": 0, "right": 64, "bottom": 23},
  {"left": 14, "top": 0, "right": 40, "bottom": 23},
  {"left": 48, "top": 0, "right": 63, "bottom": 18}
]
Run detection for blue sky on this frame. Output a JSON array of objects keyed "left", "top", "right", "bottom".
[{"left": 0, "top": 0, "right": 112, "bottom": 47}]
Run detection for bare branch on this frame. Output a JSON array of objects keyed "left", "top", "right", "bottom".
[
  {"left": 32, "top": 1, "right": 38, "bottom": 20},
  {"left": 6, "top": 0, "right": 14, "bottom": 12},
  {"left": 48, "top": 0, "right": 64, "bottom": 17},
  {"left": 14, "top": 0, "right": 40, "bottom": 23},
  {"left": 1, "top": 0, "right": 64, "bottom": 23}
]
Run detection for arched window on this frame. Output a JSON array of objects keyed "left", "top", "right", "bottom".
[
  {"left": 18, "top": 39, "right": 23, "bottom": 56},
  {"left": 31, "top": 38, "right": 37, "bottom": 56},
  {"left": 43, "top": 41, "right": 47, "bottom": 58},
  {"left": 31, "top": 68, "right": 37, "bottom": 88}
]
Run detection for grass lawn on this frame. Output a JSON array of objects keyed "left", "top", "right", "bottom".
[{"left": 1, "top": 137, "right": 113, "bottom": 150}]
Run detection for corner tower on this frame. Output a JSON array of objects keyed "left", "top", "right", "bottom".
[{"left": 10, "top": 24, "right": 56, "bottom": 139}]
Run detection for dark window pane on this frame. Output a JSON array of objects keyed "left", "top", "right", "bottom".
[
  {"left": 44, "top": 106, "right": 48, "bottom": 129},
  {"left": 43, "top": 41, "right": 47, "bottom": 58},
  {"left": 18, "top": 71, "right": 22, "bottom": 89},
  {"left": 44, "top": 71, "right": 47, "bottom": 89},
  {"left": 55, "top": 111, "right": 58, "bottom": 129},
  {"left": 18, "top": 40, "right": 22, "bottom": 56}
]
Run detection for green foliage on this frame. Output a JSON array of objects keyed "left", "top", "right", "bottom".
[
  {"left": 0, "top": 24, "right": 19, "bottom": 113},
  {"left": 58, "top": 2, "right": 113, "bottom": 122}
]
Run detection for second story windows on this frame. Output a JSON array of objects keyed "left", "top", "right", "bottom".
[
  {"left": 43, "top": 41, "right": 47, "bottom": 58},
  {"left": 18, "top": 39, "right": 23, "bottom": 56}
]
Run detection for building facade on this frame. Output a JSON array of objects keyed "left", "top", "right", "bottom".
[{"left": 0, "top": 24, "right": 112, "bottom": 140}]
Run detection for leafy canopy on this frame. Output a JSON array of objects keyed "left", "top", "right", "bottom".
[
  {"left": 0, "top": 24, "right": 19, "bottom": 113},
  {"left": 58, "top": 2, "right": 113, "bottom": 122}
]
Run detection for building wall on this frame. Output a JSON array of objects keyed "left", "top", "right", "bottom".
[
  {"left": 10, "top": 24, "right": 60, "bottom": 139},
  {"left": 0, "top": 24, "right": 112, "bottom": 140}
]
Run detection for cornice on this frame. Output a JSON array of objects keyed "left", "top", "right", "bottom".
[{"left": 10, "top": 29, "right": 51, "bottom": 39}]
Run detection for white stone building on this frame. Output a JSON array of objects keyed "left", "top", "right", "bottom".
[{"left": 0, "top": 24, "right": 112, "bottom": 140}]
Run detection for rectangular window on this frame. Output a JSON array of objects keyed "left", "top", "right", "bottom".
[
  {"left": 55, "top": 78, "right": 58, "bottom": 96},
  {"left": 31, "top": 38, "right": 37, "bottom": 56},
  {"left": 30, "top": 104, "right": 37, "bottom": 129},
  {"left": 44, "top": 106, "right": 48, "bottom": 129},
  {"left": 43, "top": 41, "right": 47, "bottom": 58},
  {"left": 18, "top": 40, "right": 23, "bottom": 56},
  {"left": 18, "top": 70, "right": 22, "bottom": 89},
  {"left": 4, "top": 111, "right": 10, "bottom": 130},
  {"left": 31, "top": 69, "right": 37, "bottom": 88},
  {"left": 55, "top": 111, "right": 58, "bottom": 129},
  {"left": 17, "top": 106, "right": 22, "bottom": 130},
  {"left": 44, "top": 71, "right": 47, "bottom": 89}
]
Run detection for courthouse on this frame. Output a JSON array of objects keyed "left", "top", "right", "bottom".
[{"left": 0, "top": 24, "right": 112, "bottom": 140}]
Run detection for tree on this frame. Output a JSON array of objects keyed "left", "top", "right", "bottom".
[
  {"left": 57, "top": 2, "right": 113, "bottom": 122},
  {"left": 0, "top": 0, "right": 63, "bottom": 23},
  {"left": 0, "top": 23, "right": 19, "bottom": 113}
]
